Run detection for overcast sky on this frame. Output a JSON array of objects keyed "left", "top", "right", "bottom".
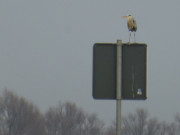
[{"left": 0, "top": 0, "right": 180, "bottom": 125}]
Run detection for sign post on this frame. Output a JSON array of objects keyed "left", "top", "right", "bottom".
[{"left": 116, "top": 40, "right": 122, "bottom": 135}]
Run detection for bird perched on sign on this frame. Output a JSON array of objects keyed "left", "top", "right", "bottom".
[{"left": 123, "top": 15, "right": 137, "bottom": 43}]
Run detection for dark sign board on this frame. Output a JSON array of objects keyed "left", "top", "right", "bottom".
[
  {"left": 93, "top": 43, "right": 147, "bottom": 100},
  {"left": 121, "top": 44, "right": 147, "bottom": 100},
  {"left": 93, "top": 43, "right": 117, "bottom": 99}
]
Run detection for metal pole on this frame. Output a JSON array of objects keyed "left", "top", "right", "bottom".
[{"left": 116, "top": 40, "right": 122, "bottom": 135}]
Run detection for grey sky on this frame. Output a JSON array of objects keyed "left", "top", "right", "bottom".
[{"left": 0, "top": 0, "right": 180, "bottom": 124}]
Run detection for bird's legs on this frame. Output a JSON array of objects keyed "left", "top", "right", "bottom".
[
  {"left": 129, "top": 31, "right": 131, "bottom": 44},
  {"left": 134, "top": 32, "right": 136, "bottom": 43}
]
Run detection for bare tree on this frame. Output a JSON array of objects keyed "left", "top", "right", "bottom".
[
  {"left": 146, "top": 118, "right": 160, "bottom": 135},
  {"left": 82, "top": 113, "right": 104, "bottom": 135},
  {"left": 45, "top": 102, "right": 104, "bottom": 135},
  {"left": 0, "top": 90, "right": 46, "bottom": 135},
  {"left": 174, "top": 113, "right": 180, "bottom": 135},
  {"left": 105, "top": 109, "right": 180, "bottom": 135},
  {"left": 45, "top": 102, "right": 86, "bottom": 135},
  {"left": 121, "top": 109, "right": 176, "bottom": 135},
  {"left": 104, "top": 120, "right": 116, "bottom": 135},
  {"left": 157, "top": 121, "right": 169, "bottom": 135},
  {"left": 167, "top": 122, "right": 176, "bottom": 135},
  {"left": 122, "top": 108, "right": 148, "bottom": 135}
]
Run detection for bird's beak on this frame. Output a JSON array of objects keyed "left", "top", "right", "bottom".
[{"left": 123, "top": 16, "right": 128, "bottom": 18}]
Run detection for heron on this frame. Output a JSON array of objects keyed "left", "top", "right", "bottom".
[{"left": 123, "top": 15, "right": 137, "bottom": 43}]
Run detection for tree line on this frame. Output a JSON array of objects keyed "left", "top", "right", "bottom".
[{"left": 0, "top": 89, "right": 180, "bottom": 135}]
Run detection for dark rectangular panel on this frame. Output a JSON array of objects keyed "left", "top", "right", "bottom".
[
  {"left": 93, "top": 43, "right": 117, "bottom": 99},
  {"left": 121, "top": 44, "right": 147, "bottom": 100}
]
